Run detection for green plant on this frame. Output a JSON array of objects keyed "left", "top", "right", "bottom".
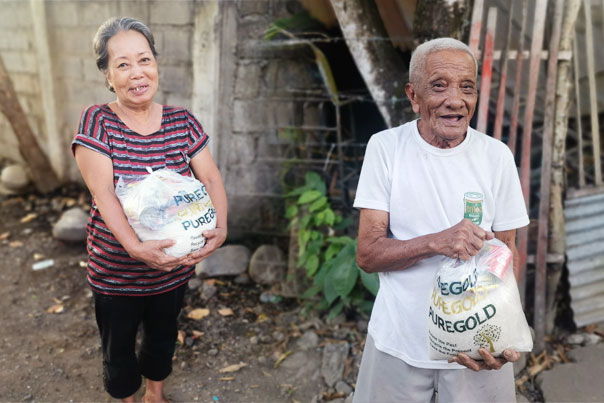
[{"left": 285, "top": 171, "right": 379, "bottom": 318}]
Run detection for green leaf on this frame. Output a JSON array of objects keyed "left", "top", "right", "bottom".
[
  {"left": 309, "top": 196, "right": 328, "bottom": 212},
  {"left": 305, "top": 255, "right": 320, "bottom": 277},
  {"left": 334, "top": 216, "right": 353, "bottom": 230},
  {"left": 285, "top": 205, "right": 298, "bottom": 219},
  {"left": 357, "top": 300, "right": 374, "bottom": 314},
  {"left": 328, "top": 299, "right": 345, "bottom": 319},
  {"left": 298, "top": 229, "right": 311, "bottom": 254},
  {"left": 327, "top": 236, "right": 355, "bottom": 246},
  {"left": 301, "top": 284, "right": 322, "bottom": 299},
  {"left": 285, "top": 186, "right": 311, "bottom": 198},
  {"left": 324, "top": 208, "right": 335, "bottom": 226},
  {"left": 314, "top": 210, "right": 325, "bottom": 226},
  {"left": 298, "top": 190, "right": 322, "bottom": 205},
  {"left": 311, "top": 45, "right": 339, "bottom": 104},
  {"left": 324, "top": 243, "right": 341, "bottom": 261},
  {"left": 360, "top": 269, "right": 380, "bottom": 296},
  {"left": 328, "top": 244, "right": 359, "bottom": 298},
  {"left": 305, "top": 171, "right": 327, "bottom": 195},
  {"left": 323, "top": 274, "right": 339, "bottom": 304},
  {"left": 300, "top": 214, "right": 312, "bottom": 229}
]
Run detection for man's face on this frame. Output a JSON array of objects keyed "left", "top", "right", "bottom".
[{"left": 405, "top": 50, "right": 477, "bottom": 148}]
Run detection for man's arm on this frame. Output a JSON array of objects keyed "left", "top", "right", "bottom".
[{"left": 356, "top": 208, "right": 494, "bottom": 273}]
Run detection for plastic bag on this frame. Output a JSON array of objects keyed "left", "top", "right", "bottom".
[
  {"left": 115, "top": 168, "right": 216, "bottom": 257},
  {"left": 427, "top": 239, "right": 533, "bottom": 360}
]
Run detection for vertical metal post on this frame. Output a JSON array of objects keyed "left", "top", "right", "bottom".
[
  {"left": 493, "top": 1, "right": 515, "bottom": 141},
  {"left": 476, "top": 8, "right": 497, "bottom": 134}
]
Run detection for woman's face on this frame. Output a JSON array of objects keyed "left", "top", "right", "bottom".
[{"left": 105, "top": 30, "right": 158, "bottom": 108}]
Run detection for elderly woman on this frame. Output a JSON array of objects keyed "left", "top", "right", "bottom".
[{"left": 72, "top": 17, "right": 227, "bottom": 402}]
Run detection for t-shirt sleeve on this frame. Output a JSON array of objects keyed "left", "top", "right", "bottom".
[
  {"left": 185, "top": 110, "right": 210, "bottom": 158},
  {"left": 71, "top": 105, "right": 111, "bottom": 159},
  {"left": 353, "top": 133, "right": 391, "bottom": 212},
  {"left": 492, "top": 148, "right": 530, "bottom": 231}
]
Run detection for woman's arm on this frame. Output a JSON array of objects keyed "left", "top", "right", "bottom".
[
  {"left": 184, "top": 147, "right": 227, "bottom": 264},
  {"left": 74, "top": 146, "right": 188, "bottom": 271}
]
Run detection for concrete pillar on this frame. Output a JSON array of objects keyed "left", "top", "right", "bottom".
[{"left": 30, "top": 0, "right": 63, "bottom": 180}]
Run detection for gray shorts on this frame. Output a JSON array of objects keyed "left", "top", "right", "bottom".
[{"left": 352, "top": 334, "right": 516, "bottom": 403}]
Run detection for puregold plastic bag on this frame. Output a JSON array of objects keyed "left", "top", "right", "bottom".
[
  {"left": 115, "top": 168, "right": 216, "bottom": 257},
  {"left": 427, "top": 239, "right": 533, "bottom": 360}
]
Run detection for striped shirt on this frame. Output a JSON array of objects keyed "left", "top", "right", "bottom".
[{"left": 72, "top": 104, "right": 209, "bottom": 296}]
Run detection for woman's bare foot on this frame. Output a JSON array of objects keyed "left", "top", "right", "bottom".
[{"left": 143, "top": 379, "right": 170, "bottom": 403}]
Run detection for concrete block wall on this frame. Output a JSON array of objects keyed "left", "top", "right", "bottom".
[{"left": 224, "top": 0, "right": 323, "bottom": 237}]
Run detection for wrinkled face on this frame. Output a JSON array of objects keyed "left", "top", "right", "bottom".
[
  {"left": 405, "top": 50, "right": 477, "bottom": 148},
  {"left": 105, "top": 30, "right": 158, "bottom": 107}
]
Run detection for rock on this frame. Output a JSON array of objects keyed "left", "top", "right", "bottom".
[
  {"left": 259, "top": 291, "right": 282, "bottom": 304},
  {"left": 335, "top": 380, "right": 353, "bottom": 396},
  {"left": 1, "top": 164, "right": 30, "bottom": 192},
  {"left": 516, "top": 393, "right": 529, "bottom": 403},
  {"left": 188, "top": 277, "right": 203, "bottom": 290},
  {"left": 195, "top": 245, "right": 250, "bottom": 277},
  {"left": 565, "top": 333, "right": 585, "bottom": 345},
  {"left": 539, "top": 343, "right": 604, "bottom": 402},
  {"left": 356, "top": 319, "right": 368, "bottom": 333},
  {"left": 52, "top": 208, "right": 88, "bottom": 242},
  {"left": 321, "top": 342, "right": 349, "bottom": 388},
  {"left": 344, "top": 394, "right": 353, "bottom": 403},
  {"left": 208, "top": 348, "right": 218, "bottom": 356},
  {"left": 248, "top": 244, "right": 286, "bottom": 285},
  {"left": 281, "top": 350, "right": 322, "bottom": 382},
  {"left": 249, "top": 336, "right": 259, "bottom": 345},
  {"left": 234, "top": 273, "right": 251, "bottom": 285},
  {"left": 583, "top": 333, "right": 602, "bottom": 346},
  {"left": 272, "top": 331, "right": 285, "bottom": 342},
  {"left": 296, "top": 330, "right": 319, "bottom": 350},
  {"left": 200, "top": 282, "right": 217, "bottom": 301}
]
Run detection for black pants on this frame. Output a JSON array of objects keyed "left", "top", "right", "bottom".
[{"left": 93, "top": 285, "right": 186, "bottom": 399}]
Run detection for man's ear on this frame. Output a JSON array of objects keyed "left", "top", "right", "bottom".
[{"left": 405, "top": 83, "right": 420, "bottom": 114}]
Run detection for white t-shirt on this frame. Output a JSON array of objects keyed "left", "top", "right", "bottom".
[{"left": 353, "top": 120, "right": 529, "bottom": 369}]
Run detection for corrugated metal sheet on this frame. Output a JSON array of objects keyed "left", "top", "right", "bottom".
[{"left": 565, "top": 191, "right": 604, "bottom": 327}]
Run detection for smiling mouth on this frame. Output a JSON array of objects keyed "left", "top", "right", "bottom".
[
  {"left": 441, "top": 114, "right": 464, "bottom": 122},
  {"left": 130, "top": 85, "right": 148, "bottom": 94}
]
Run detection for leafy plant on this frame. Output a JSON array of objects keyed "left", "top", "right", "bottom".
[{"left": 285, "top": 171, "right": 378, "bottom": 318}]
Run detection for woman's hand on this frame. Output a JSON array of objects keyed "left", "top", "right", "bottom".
[
  {"left": 128, "top": 239, "right": 188, "bottom": 272},
  {"left": 449, "top": 348, "right": 520, "bottom": 371},
  {"left": 182, "top": 227, "right": 227, "bottom": 266}
]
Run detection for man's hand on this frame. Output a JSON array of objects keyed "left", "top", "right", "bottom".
[
  {"left": 449, "top": 348, "right": 520, "bottom": 371},
  {"left": 129, "top": 239, "right": 188, "bottom": 272},
  {"left": 182, "top": 227, "right": 227, "bottom": 266},
  {"left": 431, "top": 219, "right": 494, "bottom": 261}
]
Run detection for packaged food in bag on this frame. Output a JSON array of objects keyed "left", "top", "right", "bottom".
[
  {"left": 427, "top": 239, "right": 533, "bottom": 360},
  {"left": 115, "top": 168, "right": 216, "bottom": 257}
]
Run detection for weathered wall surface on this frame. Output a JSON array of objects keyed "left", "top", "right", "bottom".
[
  {"left": 222, "top": 1, "right": 321, "bottom": 237},
  {"left": 0, "top": 0, "right": 321, "bottom": 237}
]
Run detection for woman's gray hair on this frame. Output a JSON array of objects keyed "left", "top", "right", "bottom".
[
  {"left": 93, "top": 17, "right": 158, "bottom": 92},
  {"left": 409, "top": 38, "right": 477, "bottom": 85}
]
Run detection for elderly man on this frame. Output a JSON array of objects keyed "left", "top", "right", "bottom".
[{"left": 352, "top": 38, "right": 529, "bottom": 402}]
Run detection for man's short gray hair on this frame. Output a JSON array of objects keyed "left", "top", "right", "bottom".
[
  {"left": 93, "top": 17, "right": 158, "bottom": 92},
  {"left": 409, "top": 38, "right": 477, "bottom": 85}
]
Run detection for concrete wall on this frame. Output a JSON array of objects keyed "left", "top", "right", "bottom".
[{"left": 0, "top": 0, "right": 322, "bottom": 237}]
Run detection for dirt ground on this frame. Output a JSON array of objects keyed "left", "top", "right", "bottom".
[{"left": 0, "top": 185, "right": 365, "bottom": 403}]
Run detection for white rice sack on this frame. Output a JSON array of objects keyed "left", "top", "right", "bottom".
[
  {"left": 427, "top": 239, "right": 533, "bottom": 360},
  {"left": 115, "top": 168, "right": 216, "bottom": 257}
]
